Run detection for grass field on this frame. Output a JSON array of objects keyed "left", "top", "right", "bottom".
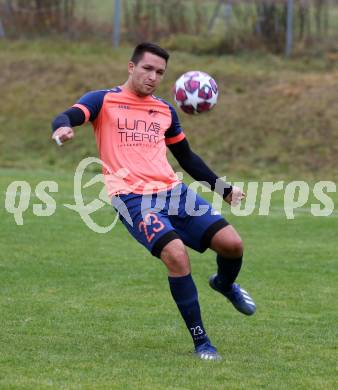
[
  {"left": 1, "top": 168, "right": 337, "bottom": 389},
  {"left": 1, "top": 36, "right": 337, "bottom": 389}
]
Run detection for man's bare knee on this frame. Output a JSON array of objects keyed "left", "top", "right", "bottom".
[
  {"left": 160, "top": 239, "right": 190, "bottom": 276},
  {"left": 224, "top": 237, "right": 243, "bottom": 258},
  {"left": 210, "top": 225, "right": 244, "bottom": 258}
]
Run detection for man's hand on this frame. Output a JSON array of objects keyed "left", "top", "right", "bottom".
[
  {"left": 52, "top": 126, "right": 74, "bottom": 146},
  {"left": 224, "top": 186, "right": 246, "bottom": 206}
]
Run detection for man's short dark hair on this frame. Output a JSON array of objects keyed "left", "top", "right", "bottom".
[{"left": 131, "top": 42, "right": 170, "bottom": 65}]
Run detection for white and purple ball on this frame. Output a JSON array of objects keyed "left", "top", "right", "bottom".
[{"left": 173, "top": 71, "right": 218, "bottom": 114}]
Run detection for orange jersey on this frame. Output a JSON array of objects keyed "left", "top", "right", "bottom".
[{"left": 73, "top": 87, "right": 185, "bottom": 197}]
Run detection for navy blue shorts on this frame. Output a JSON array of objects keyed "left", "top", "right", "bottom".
[{"left": 111, "top": 183, "right": 229, "bottom": 258}]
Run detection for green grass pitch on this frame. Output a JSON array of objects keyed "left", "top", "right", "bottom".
[{"left": 0, "top": 169, "right": 337, "bottom": 389}]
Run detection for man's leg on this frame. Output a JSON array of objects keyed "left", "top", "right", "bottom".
[
  {"left": 210, "top": 225, "right": 243, "bottom": 290},
  {"left": 160, "top": 239, "right": 221, "bottom": 360},
  {"left": 209, "top": 225, "right": 256, "bottom": 315}
]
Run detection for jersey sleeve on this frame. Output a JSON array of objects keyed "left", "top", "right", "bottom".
[
  {"left": 164, "top": 103, "right": 186, "bottom": 145},
  {"left": 72, "top": 90, "right": 109, "bottom": 122}
]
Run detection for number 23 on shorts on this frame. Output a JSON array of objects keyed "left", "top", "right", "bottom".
[{"left": 138, "top": 213, "right": 165, "bottom": 243}]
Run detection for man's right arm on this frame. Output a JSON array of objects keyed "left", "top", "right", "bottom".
[
  {"left": 51, "top": 107, "right": 85, "bottom": 145},
  {"left": 52, "top": 107, "right": 86, "bottom": 131},
  {"left": 51, "top": 90, "right": 109, "bottom": 145}
]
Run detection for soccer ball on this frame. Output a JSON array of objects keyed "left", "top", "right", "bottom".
[{"left": 173, "top": 71, "right": 218, "bottom": 114}]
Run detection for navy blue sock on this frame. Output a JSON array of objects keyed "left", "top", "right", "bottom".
[
  {"left": 168, "top": 274, "right": 209, "bottom": 348},
  {"left": 216, "top": 254, "right": 243, "bottom": 292}
]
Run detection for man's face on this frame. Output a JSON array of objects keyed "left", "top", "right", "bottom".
[{"left": 128, "top": 52, "right": 166, "bottom": 96}]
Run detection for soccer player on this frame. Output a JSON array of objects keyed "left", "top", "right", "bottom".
[{"left": 51, "top": 42, "right": 256, "bottom": 361}]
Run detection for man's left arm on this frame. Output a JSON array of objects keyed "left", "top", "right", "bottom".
[
  {"left": 164, "top": 101, "right": 244, "bottom": 205},
  {"left": 168, "top": 138, "right": 244, "bottom": 205}
]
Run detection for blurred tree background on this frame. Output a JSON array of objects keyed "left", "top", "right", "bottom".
[
  {"left": 0, "top": 0, "right": 337, "bottom": 55},
  {"left": 1, "top": 1, "right": 338, "bottom": 177}
]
